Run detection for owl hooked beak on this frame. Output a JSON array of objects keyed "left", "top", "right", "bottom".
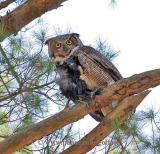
[{"left": 45, "top": 33, "right": 82, "bottom": 63}]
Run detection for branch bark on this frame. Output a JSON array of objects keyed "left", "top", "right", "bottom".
[
  {"left": 92, "top": 69, "right": 160, "bottom": 107},
  {"left": 0, "top": 69, "right": 160, "bottom": 154},
  {"left": 0, "top": 103, "right": 89, "bottom": 154},
  {"left": 0, "top": 80, "right": 55, "bottom": 102},
  {"left": 0, "top": 0, "right": 68, "bottom": 41},
  {"left": 61, "top": 90, "right": 150, "bottom": 154},
  {"left": 0, "top": 0, "right": 15, "bottom": 10}
]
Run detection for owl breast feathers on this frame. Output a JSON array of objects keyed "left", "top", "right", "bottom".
[{"left": 45, "top": 33, "right": 122, "bottom": 122}]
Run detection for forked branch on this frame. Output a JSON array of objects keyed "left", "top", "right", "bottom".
[
  {"left": 62, "top": 90, "right": 150, "bottom": 154},
  {"left": 0, "top": 69, "right": 160, "bottom": 154}
]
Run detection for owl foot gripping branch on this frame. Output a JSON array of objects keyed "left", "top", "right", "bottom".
[{"left": 45, "top": 33, "right": 122, "bottom": 122}]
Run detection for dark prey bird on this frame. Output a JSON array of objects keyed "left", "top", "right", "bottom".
[{"left": 45, "top": 33, "right": 122, "bottom": 122}]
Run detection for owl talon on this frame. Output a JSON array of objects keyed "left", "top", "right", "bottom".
[
  {"left": 94, "top": 88, "right": 103, "bottom": 95},
  {"left": 77, "top": 88, "right": 103, "bottom": 101},
  {"left": 45, "top": 33, "right": 122, "bottom": 122},
  {"left": 79, "top": 100, "right": 90, "bottom": 108},
  {"left": 64, "top": 99, "right": 71, "bottom": 109},
  {"left": 90, "top": 88, "right": 103, "bottom": 99}
]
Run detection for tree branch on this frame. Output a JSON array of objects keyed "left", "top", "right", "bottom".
[
  {"left": 0, "top": 103, "right": 89, "bottom": 154},
  {"left": 0, "top": 0, "right": 15, "bottom": 10},
  {"left": 0, "top": 0, "right": 68, "bottom": 41},
  {"left": 0, "top": 69, "right": 160, "bottom": 154},
  {"left": 61, "top": 90, "right": 150, "bottom": 154},
  {"left": 0, "top": 45, "right": 21, "bottom": 85},
  {"left": 0, "top": 80, "right": 55, "bottom": 102},
  {"left": 92, "top": 69, "right": 160, "bottom": 107}
]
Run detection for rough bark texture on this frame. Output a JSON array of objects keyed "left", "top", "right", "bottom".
[
  {"left": 1, "top": 1, "right": 158, "bottom": 154},
  {"left": 0, "top": 0, "right": 68, "bottom": 41},
  {"left": 62, "top": 91, "right": 150, "bottom": 154},
  {"left": 0, "top": 103, "right": 88, "bottom": 154},
  {"left": 92, "top": 69, "right": 160, "bottom": 107},
  {"left": 0, "top": 69, "right": 160, "bottom": 154},
  {"left": 0, "top": 92, "right": 148, "bottom": 154},
  {"left": 0, "top": 0, "right": 15, "bottom": 10}
]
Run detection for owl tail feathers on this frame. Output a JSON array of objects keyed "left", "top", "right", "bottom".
[{"left": 89, "top": 111, "right": 104, "bottom": 122}]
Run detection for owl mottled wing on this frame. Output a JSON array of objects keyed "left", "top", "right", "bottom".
[
  {"left": 45, "top": 33, "right": 123, "bottom": 122},
  {"left": 73, "top": 46, "right": 122, "bottom": 90},
  {"left": 71, "top": 46, "right": 123, "bottom": 121}
]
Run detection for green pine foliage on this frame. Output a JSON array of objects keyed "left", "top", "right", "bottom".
[
  {"left": 0, "top": 19, "right": 159, "bottom": 153},
  {"left": 101, "top": 109, "right": 160, "bottom": 154},
  {"left": 0, "top": 23, "right": 9, "bottom": 41},
  {"left": 0, "top": 26, "right": 76, "bottom": 153},
  {"left": 96, "top": 38, "right": 119, "bottom": 61}
]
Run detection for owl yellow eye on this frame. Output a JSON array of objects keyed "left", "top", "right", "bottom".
[
  {"left": 55, "top": 43, "right": 61, "bottom": 48},
  {"left": 66, "top": 40, "right": 72, "bottom": 45}
]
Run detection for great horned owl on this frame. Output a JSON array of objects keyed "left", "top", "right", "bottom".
[{"left": 45, "top": 33, "right": 123, "bottom": 122}]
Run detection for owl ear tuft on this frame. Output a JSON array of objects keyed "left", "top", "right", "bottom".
[
  {"left": 45, "top": 38, "right": 54, "bottom": 45},
  {"left": 71, "top": 33, "right": 80, "bottom": 38},
  {"left": 71, "top": 33, "right": 83, "bottom": 46}
]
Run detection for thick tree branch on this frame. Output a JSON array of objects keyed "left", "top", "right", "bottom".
[
  {"left": 62, "top": 91, "right": 150, "bottom": 154},
  {"left": 0, "top": 0, "right": 68, "bottom": 41},
  {"left": 0, "top": 103, "right": 89, "bottom": 154},
  {"left": 92, "top": 69, "right": 160, "bottom": 107},
  {"left": 0, "top": 69, "right": 160, "bottom": 154},
  {"left": 0, "top": 0, "right": 15, "bottom": 10}
]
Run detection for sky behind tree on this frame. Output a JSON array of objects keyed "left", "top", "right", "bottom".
[
  {"left": 0, "top": 0, "right": 160, "bottom": 153},
  {"left": 42, "top": 0, "right": 160, "bottom": 132}
]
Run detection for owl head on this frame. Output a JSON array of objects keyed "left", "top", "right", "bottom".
[{"left": 45, "top": 33, "right": 83, "bottom": 62}]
